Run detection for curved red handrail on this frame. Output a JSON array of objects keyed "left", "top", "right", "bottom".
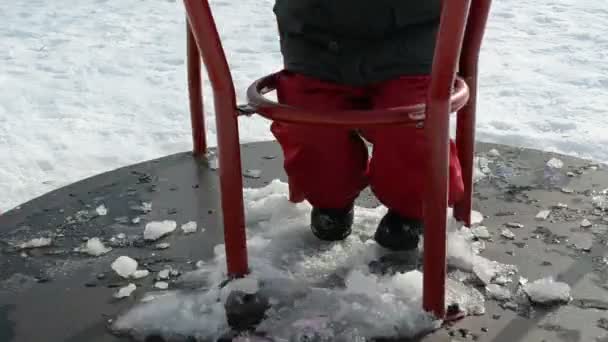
[{"left": 246, "top": 74, "right": 470, "bottom": 127}]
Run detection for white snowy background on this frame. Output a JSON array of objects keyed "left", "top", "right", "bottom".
[{"left": 1, "top": 0, "right": 607, "bottom": 211}]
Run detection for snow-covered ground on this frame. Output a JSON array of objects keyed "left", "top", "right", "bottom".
[{"left": 1, "top": 0, "right": 607, "bottom": 211}]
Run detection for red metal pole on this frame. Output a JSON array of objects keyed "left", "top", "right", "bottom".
[
  {"left": 184, "top": 0, "right": 249, "bottom": 277},
  {"left": 454, "top": 0, "right": 493, "bottom": 226},
  {"left": 423, "top": 0, "right": 471, "bottom": 319},
  {"left": 187, "top": 21, "right": 207, "bottom": 158}
]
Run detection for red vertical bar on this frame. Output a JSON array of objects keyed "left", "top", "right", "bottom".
[
  {"left": 454, "top": 0, "right": 493, "bottom": 226},
  {"left": 184, "top": 0, "right": 248, "bottom": 277},
  {"left": 187, "top": 21, "right": 207, "bottom": 157},
  {"left": 423, "top": 0, "right": 471, "bottom": 319}
]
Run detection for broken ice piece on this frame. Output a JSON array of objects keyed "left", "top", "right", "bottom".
[
  {"left": 567, "top": 172, "right": 576, "bottom": 177},
  {"left": 485, "top": 284, "right": 511, "bottom": 301},
  {"left": 536, "top": 210, "right": 551, "bottom": 221},
  {"left": 18, "top": 237, "right": 52, "bottom": 250},
  {"left": 501, "top": 229, "right": 515, "bottom": 240},
  {"left": 81, "top": 237, "right": 112, "bottom": 256},
  {"left": 523, "top": 277, "right": 571, "bottom": 304},
  {"left": 143, "top": 220, "right": 177, "bottom": 241},
  {"left": 114, "top": 283, "right": 136, "bottom": 299},
  {"left": 487, "top": 149, "right": 501, "bottom": 157},
  {"left": 111, "top": 256, "right": 138, "bottom": 278},
  {"left": 180, "top": 221, "right": 198, "bottom": 234},
  {"left": 133, "top": 202, "right": 152, "bottom": 213},
  {"left": 471, "top": 211, "right": 484, "bottom": 225},
  {"left": 157, "top": 269, "right": 170, "bottom": 280},
  {"left": 546, "top": 158, "right": 564, "bottom": 169},
  {"left": 195, "top": 260, "right": 205, "bottom": 269},
  {"left": 244, "top": 169, "right": 262, "bottom": 179},
  {"left": 472, "top": 226, "right": 491, "bottom": 239},
  {"left": 131, "top": 217, "right": 141, "bottom": 224},
  {"left": 561, "top": 188, "right": 574, "bottom": 194},
  {"left": 505, "top": 222, "right": 524, "bottom": 229},
  {"left": 131, "top": 270, "right": 150, "bottom": 279},
  {"left": 155, "top": 243, "right": 170, "bottom": 250},
  {"left": 553, "top": 202, "right": 568, "bottom": 209},
  {"left": 581, "top": 219, "right": 592, "bottom": 228},
  {"left": 96, "top": 204, "right": 108, "bottom": 216},
  {"left": 154, "top": 281, "right": 169, "bottom": 290}
]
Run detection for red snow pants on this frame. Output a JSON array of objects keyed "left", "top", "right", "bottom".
[{"left": 271, "top": 71, "right": 464, "bottom": 220}]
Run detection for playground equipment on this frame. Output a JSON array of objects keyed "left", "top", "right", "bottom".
[{"left": 184, "top": 0, "right": 491, "bottom": 319}]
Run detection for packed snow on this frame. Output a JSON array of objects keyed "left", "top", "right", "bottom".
[
  {"left": 1, "top": 0, "right": 608, "bottom": 212},
  {"left": 143, "top": 220, "right": 177, "bottom": 241},
  {"left": 110, "top": 180, "right": 518, "bottom": 341}
]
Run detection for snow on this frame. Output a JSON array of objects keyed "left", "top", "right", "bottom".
[
  {"left": 111, "top": 256, "right": 138, "bottom": 279},
  {"left": 110, "top": 180, "right": 511, "bottom": 341},
  {"left": 180, "top": 221, "right": 198, "bottom": 234},
  {"left": 115, "top": 283, "right": 137, "bottom": 299},
  {"left": 80, "top": 237, "right": 112, "bottom": 256},
  {"left": 522, "top": 277, "right": 571, "bottom": 304},
  {"left": 1, "top": 0, "right": 608, "bottom": 212},
  {"left": 17, "top": 237, "right": 52, "bottom": 249},
  {"left": 143, "top": 220, "right": 177, "bottom": 241}
]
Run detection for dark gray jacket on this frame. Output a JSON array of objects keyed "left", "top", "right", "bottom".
[{"left": 274, "top": 0, "right": 441, "bottom": 86}]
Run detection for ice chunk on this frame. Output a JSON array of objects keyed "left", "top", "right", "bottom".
[
  {"left": 18, "top": 237, "right": 52, "bottom": 249},
  {"left": 157, "top": 269, "right": 170, "bottom": 280},
  {"left": 485, "top": 284, "right": 511, "bottom": 301},
  {"left": 154, "top": 281, "right": 169, "bottom": 290},
  {"left": 132, "top": 270, "right": 150, "bottom": 279},
  {"left": 112, "top": 256, "right": 138, "bottom": 278},
  {"left": 180, "top": 221, "right": 198, "bottom": 234},
  {"left": 115, "top": 283, "right": 137, "bottom": 299},
  {"left": 96, "top": 204, "right": 108, "bottom": 216},
  {"left": 116, "top": 233, "right": 126, "bottom": 239},
  {"left": 501, "top": 229, "right": 515, "bottom": 240},
  {"left": 132, "top": 217, "right": 141, "bottom": 224},
  {"left": 546, "top": 158, "right": 564, "bottom": 169},
  {"left": 144, "top": 220, "right": 177, "bottom": 241},
  {"left": 505, "top": 222, "right": 524, "bottom": 229},
  {"left": 536, "top": 210, "right": 551, "bottom": 221},
  {"left": 81, "top": 237, "right": 112, "bottom": 256},
  {"left": 472, "top": 226, "right": 491, "bottom": 239},
  {"left": 471, "top": 211, "right": 484, "bottom": 225},
  {"left": 155, "top": 243, "right": 170, "bottom": 250},
  {"left": 523, "top": 277, "right": 571, "bottom": 304},
  {"left": 581, "top": 219, "right": 592, "bottom": 228}
]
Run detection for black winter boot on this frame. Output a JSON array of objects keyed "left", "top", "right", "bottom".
[
  {"left": 310, "top": 206, "right": 354, "bottom": 241},
  {"left": 374, "top": 210, "right": 423, "bottom": 251}
]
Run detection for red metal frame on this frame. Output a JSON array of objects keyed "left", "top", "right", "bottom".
[{"left": 184, "top": 0, "right": 491, "bottom": 319}]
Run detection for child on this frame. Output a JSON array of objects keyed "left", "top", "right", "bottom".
[{"left": 272, "top": 0, "right": 464, "bottom": 251}]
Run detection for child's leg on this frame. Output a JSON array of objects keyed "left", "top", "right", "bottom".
[
  {"left": 362, "top": 76, "right": 465, "bottom": 219},
  {"left": 271, "top": 71, "right": 369, "bottom": 210}
]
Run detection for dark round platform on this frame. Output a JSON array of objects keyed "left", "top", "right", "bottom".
[{"left": 1, "top": 141, "right": 608, "bottom": 342}]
